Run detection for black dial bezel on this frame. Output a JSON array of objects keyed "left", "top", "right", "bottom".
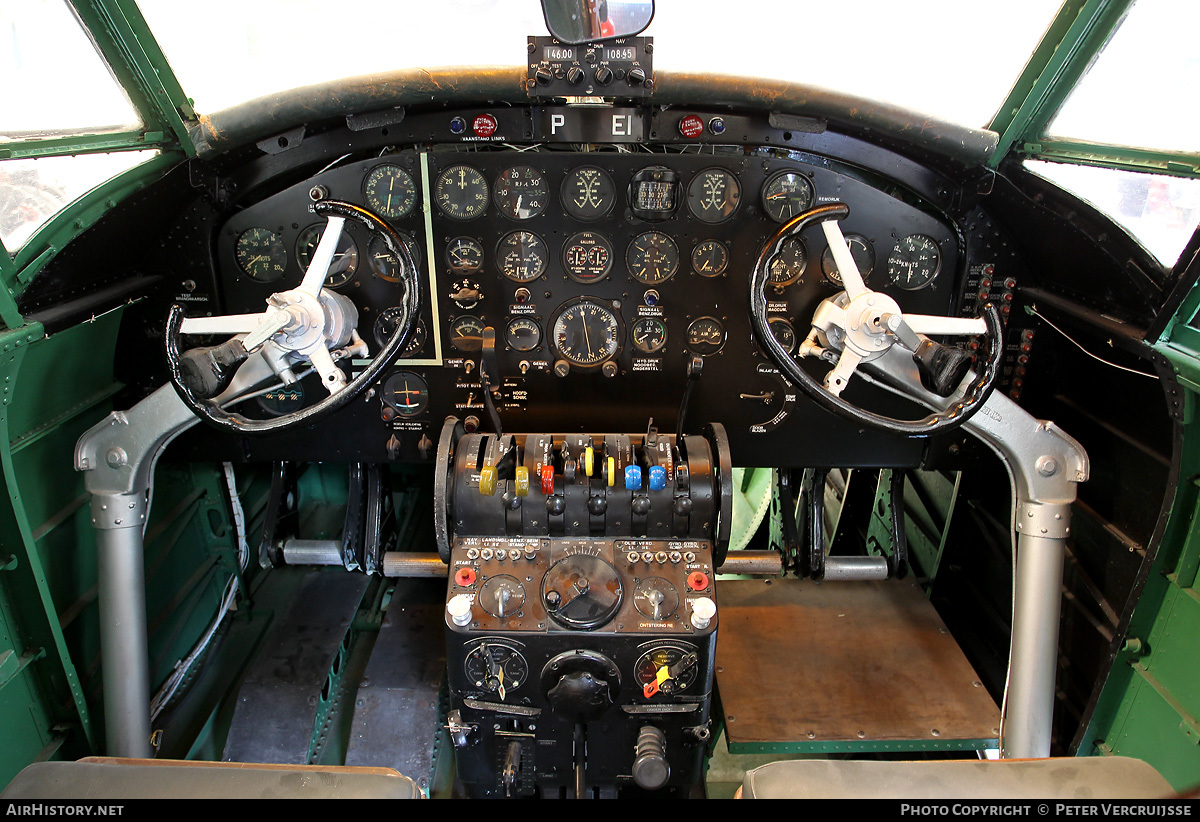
[
  {"left": 560, "top": 165, "right": 617, "bottom": 221},
  {"left": 496, "top": 230, "right": 549, "bottom": 282},
  {"left": 685, "top": 167, "right": 742, "bottom": 224},
  {"left": 549, "top": 297, "right": 625, "bottom": 369},
  {"left": 493, "top": 165, "right": 549, "bottom": 220},
  {"left": 562, "top": 231, "right": 614, "bottom": 284},
  {"left": 235, "top": 227, "right": 287, "bottom": 282},
  {"left": 888, "top": 234, "right": 942, "bottom": 291},
  {"left": 626, "top": 231, "right": 679, "bottom": 285},
  {"left": 362, "top": 163, "right": 417, "bottom": 220},
  {"left": 760, "top": 169, "right": 815, "bottom": 223},
  {"left": 434, "top": 164, "right": 489, "bottom": 221}
]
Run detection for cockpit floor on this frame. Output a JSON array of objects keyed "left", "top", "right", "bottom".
[{"left": 715, "top": 577, "right": 999, "bottom": 754}]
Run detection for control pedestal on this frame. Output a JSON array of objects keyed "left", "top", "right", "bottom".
[{"left": 438, "top": 421, "right": 729, "bottom": 797}]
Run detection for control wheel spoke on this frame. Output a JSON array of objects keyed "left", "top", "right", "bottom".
[
  {"left": 821, "top": 220, "right": 868, "bottom": 300},
  {"left": 178, "top": 312, "right": 271, "bottom": 336},
  {"left": 824, "top": 346, "right": 862, "bottom": 397},
  {"left": 902, "top": 313, "right": 988, "bottom": 337},
  {"left": 297, "top": 215, "right": 347, "bottom": 297},
  {"left": 309, "top": 342, "right": 348, "bottom": 395}
]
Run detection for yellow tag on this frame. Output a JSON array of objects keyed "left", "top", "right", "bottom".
[
  {"left": 514, "top": 466, "right": 529, "bottom": 496},
  {"left": 607, "top": 456, "right": 616, "bottom": 487},
  {"left": 655, "top": 665, "right": 672, "bottom": 686},
  {"left": 584, "top": 446, "right": 594, "bottom": 477},
  {"left": 479, "top": 466, "right": 497, "bottom": 496}
]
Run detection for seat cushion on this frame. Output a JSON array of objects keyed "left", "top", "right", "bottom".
[
  {"left": 1, "top": 758, "right": 422, "bottom": 800},
  {"left": 741, "top": 757, "right": 1173, "bottom": 799}
]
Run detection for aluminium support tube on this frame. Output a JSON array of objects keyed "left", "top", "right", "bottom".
[{"left": 92, "top": 494, "right": 153, "bottom": 758}]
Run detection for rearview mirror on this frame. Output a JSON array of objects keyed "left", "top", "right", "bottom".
[{"left": 540, "top": 0, "right": 654, "bottom": 44}]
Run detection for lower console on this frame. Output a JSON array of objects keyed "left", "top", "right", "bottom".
[{"left": 437, "top": 421, "right": 730, "bottom": 797}]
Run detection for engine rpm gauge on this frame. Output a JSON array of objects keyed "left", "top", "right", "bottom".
[
  {"left": 888, "top": 234, "right": 942, "bottom": 291},
  {"left": 768, "top": 238, "right": 807, "bottom": 287},
  {"left": 434, "top": 165, "right": 489, "bottom": 220},
  {"left": 497, "top": 231, "right": 548, "bottom": 282},
  {"left": 821, "top": 234, "right": 875, "bottom": 285},
  {"left": 686, "top": 316, "right": 726, "bottom": 355},
  {"left": 551, "top": 299, "right": 622, "bottom": 368},
  {"left": 631, "top": 318, "right": 666, "bottom": 354},
  {"left": 445, "top": 237, "right": 484, "bottom": 274},
  {"left": 561, "top": 166, "right": 616, "bottom": 221},
  {"left": 686, "top": 168, "right": 741, "bottom": 224},
  {"left": 626, "top": 231, "right": 679, "bottom": 285},
  {"left": 236, "top": 228, "right": 287, "bottom": 282},
  {"left": 296, "top": 224, "right": 358, "bottom": 287},
  {"left": 363, "top": 164, "right": 417, "bottom": 220},
  {"left": 761, "top": 170, "right": 815, "bottom": 223},
  {"left": 691, "top": 240, "right": 729, "bottom": 278},
  {"left": 504, "top": 317, "right": 542, "bottom": 352},
  {"left": 494, "top": 165, "right": 549, "bottom": 220},
  {"left": 562, "top": 232, "right": 613, "bottom": 284}
]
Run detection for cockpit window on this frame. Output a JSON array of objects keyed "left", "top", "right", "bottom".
[
  {"left": 0, "top": 0, "right": 140, "bottom": 137},
  {"left": 1026, "top": 159, "right": 1200, "bottom": 268},
  {"left": 136, "top": 0, "right": 1061, "bottom": 130},
  {"left": 1046, "top": 0, "right": 1200, "bottom": 152},
  {"left": 0, "top": 151, "right": 158, "bottom": 251}
]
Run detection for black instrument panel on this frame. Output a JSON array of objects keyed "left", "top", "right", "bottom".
[{"left": 208, "top": 126, "right": 968, "bottom": 467}]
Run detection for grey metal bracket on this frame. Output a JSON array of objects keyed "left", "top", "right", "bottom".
[{"left": 73, "top": 353, "right": 277, "bottom": 758}]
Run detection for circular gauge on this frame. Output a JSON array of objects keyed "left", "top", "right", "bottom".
[
  {"left": 691, "top": 240, "right": 729, "bottom": 278},
  {"left": 561, "top": 166, "right": 616, "bottom": 221},
  {"left": 434, "top": 165, "right": 489, "bottom": 220},
  {"left": 497, "top": 231, "right": 548, "bottom": 282},
  {"left": 464, "top": 642, "right": 529, "bottom": 694},
  {"left": 631, "top": 317, "right": 666, "bottom": 354},
  {"left": 635, "top": 644, "right": 700, "bottom": 695},
  {"left": 494, "top": 165, "right": 549, "bottom": 220},
  {"left": 562, "top": 232, "right": 613, "bottom": 284},
  {"left": 296, "top": 224, "right": 358, "bottom": 287},
  {"left": 634, "top": 578, "right": 679, "bottom": 620},
  {"left": 505, "top": 317, "right": 542, "bottom": 352},
  {"left": 686, "top": 316, "right": 726, "bottom": 355},
  {"left": 445, "top": 236, "right": 484, "bottom": 274},
  {"left": 257, "top": 383, "right": 305, "bottom": 417},
  {"left": 449, "top": 315, "right": 485, "bottom": 352},
  {"left": 888, "top": 234, "right": 942, "bottom": 290},
  {"left": 363, "top": 164, "right": 417, "bottom": 220},
  {"left": 374, "top": 309, "right": 426, "bottom": 355},
  {"left": 686, "top": 168, "right": 741, "bottom": 224},
  {"left": 235, "top": 228, "right": 287, "bottom": 282},
  {"left": 541, "top": 553, "right": 623, "bottom": 629},
  {"left": 626, "top": 231, "right": 679, "bottom": 285},
  {"left": 768, "top": 238, "right": 808, "bottom": 287},
  {"left": 821, "top": 234, "right": 875, "bottom": 285},
  {"left": 761, "top": 170, "right": 815, "bottom": 223},
  {"left": 478, "top": 575, "right": 526, "bottom": 619},
  {"left": 551, "top": 299, "right": 622, "bottom": 368},
  {"left": 368, "top": 232, "right": 421, "bottom": 283},
  {"left": 768, "top": 317, "right": 797, "bottom": 355},
  {"left": 381, "top": 371, "right": 429, "bottom": 417}
]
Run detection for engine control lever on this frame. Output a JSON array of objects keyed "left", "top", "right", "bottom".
[
  {"left": 479, "top": 326, "right": 504, "bottom": 436},
  {"left": 675, "top": 355, "right": 704, "bottom": 441}
]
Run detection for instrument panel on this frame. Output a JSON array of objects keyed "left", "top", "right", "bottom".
[{"left": 206, "top": 114, "right": 974, "bottom": 467}]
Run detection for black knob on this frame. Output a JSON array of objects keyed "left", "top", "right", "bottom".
[
  {"left": 546, "top": 494, "right": 566, "bottom": 516},
  {"left": 674, "top": 497, "right": 693, "bottom": 516},
  {"left": 587, "top": 495, "right": 608, "bottom": 516},
  {"left": 594, "top": 66, "right": 614, "bottom": 86},
  {"left": 631, "top": 495, "right": 651, "bottom": 516},
  {"left": 546, "top": 671, "right": 613, "bottom": 721},
  {"left": 535, "top": 67, "right": 554, "bottom": 86},
  {"left": 566, "top": 66, "right": 585, "bottom": 85},
  {"left": 627, "top": 67, "right": 647, "bottom": 86}
]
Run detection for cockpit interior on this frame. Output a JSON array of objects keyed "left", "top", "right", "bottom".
[{"left": 1, "top": 0, "right": 1198, "bottom": 801}]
